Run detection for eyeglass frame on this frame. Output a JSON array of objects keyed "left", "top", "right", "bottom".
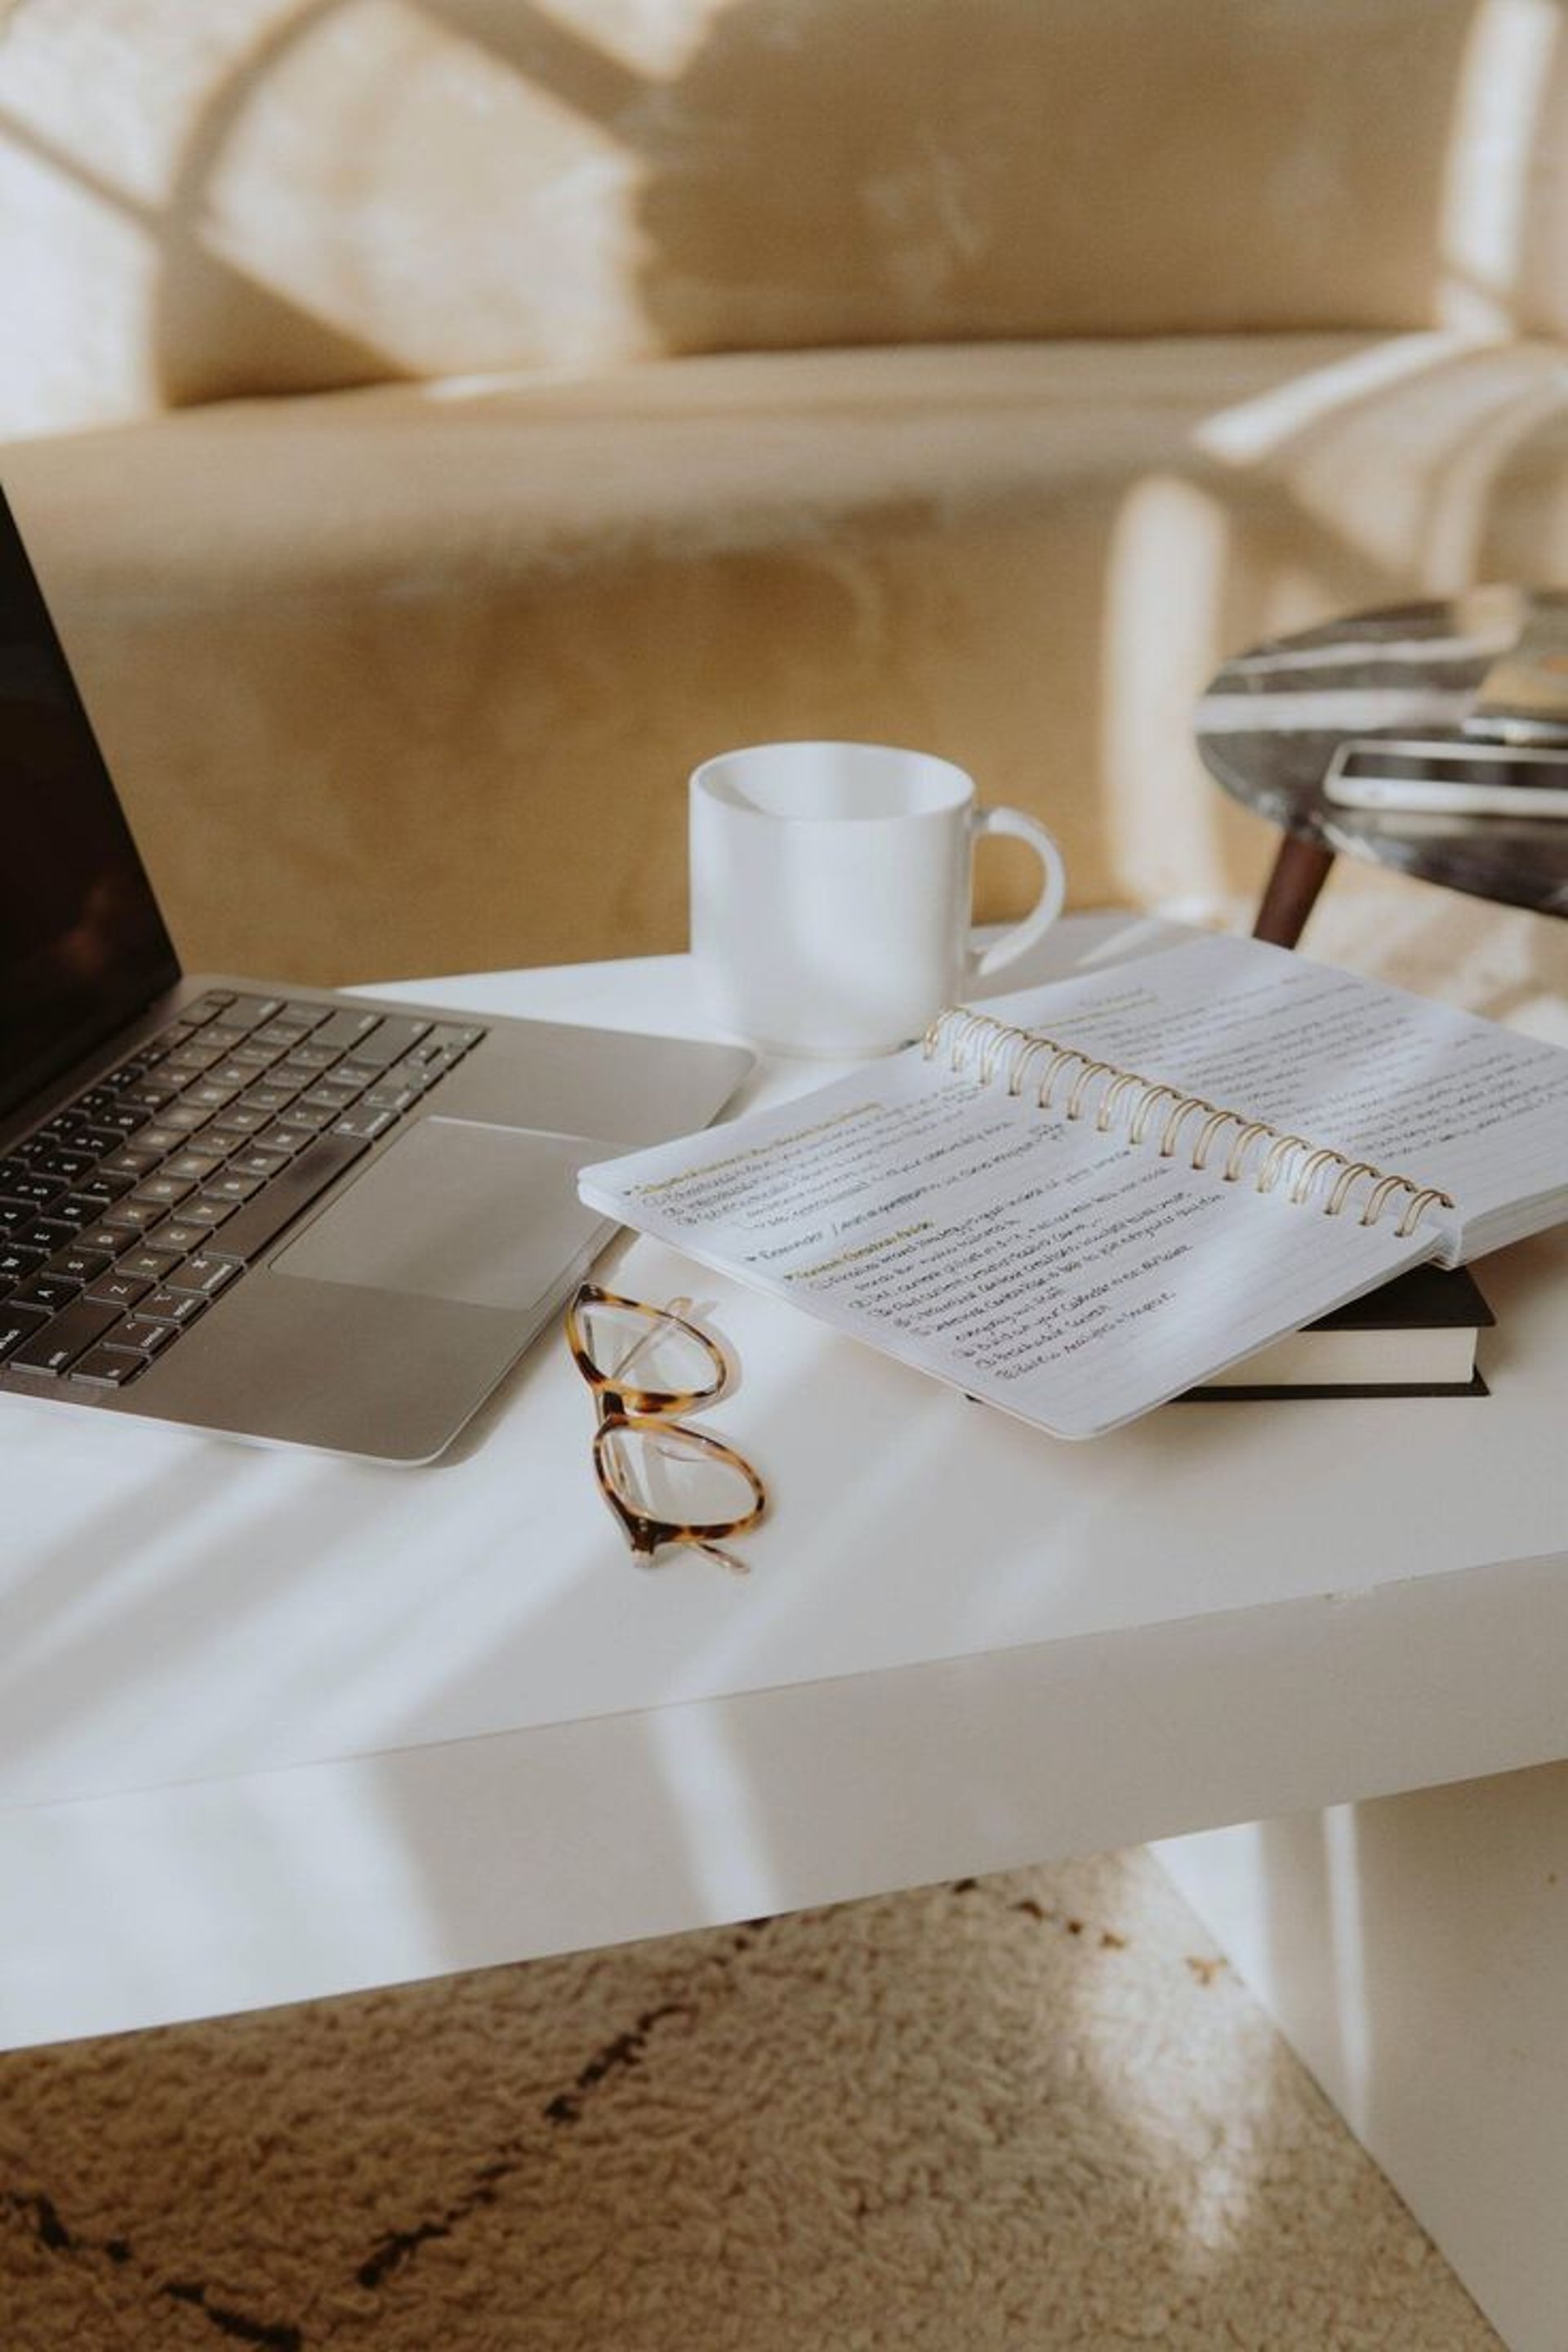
[{"left": 564, "top": 1281, "right": 767, "bottom": 1574}]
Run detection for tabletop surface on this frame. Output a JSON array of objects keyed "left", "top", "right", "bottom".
[
  {"left": 1196, "top": 587, "right": 1568, "bottom": 918},
  {"left": 7, "top": 915, "right": 1568, "bottom": 2048}
]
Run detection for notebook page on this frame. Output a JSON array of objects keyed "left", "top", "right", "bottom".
[
  {"left": 982, "top": 934, "right": 1568, "bottom": 1252},
  {"left": 579, "top": 1047, "right": 1428, "bottom": 1440}
]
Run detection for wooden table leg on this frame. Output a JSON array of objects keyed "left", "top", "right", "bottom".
[{"left": 1253, "top": 835, "right": 1335, "bottom": 948}]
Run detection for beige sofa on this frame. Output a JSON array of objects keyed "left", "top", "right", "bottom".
[{"left": 6, "top": 0, "right": 1568, "bottom": 986}]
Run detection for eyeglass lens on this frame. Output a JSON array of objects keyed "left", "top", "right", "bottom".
[
  {"left": 574, "top": 1291, "right": 723, "bottom": 1403},
  {"left": 595, "top": 1420, "right": 761, "bottom": 1535}
]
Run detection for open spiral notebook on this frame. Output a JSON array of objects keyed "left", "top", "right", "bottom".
[{"left": 579, "top": 933, "right": 1568, "bottom": 1438}]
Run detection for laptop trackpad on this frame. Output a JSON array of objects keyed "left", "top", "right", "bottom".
[{"left": 270, "top": 1117, "right": 612, "bottom": 1311}]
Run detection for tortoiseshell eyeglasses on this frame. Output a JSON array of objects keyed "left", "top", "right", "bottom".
[{"left": 564, "top": 1282, "right": 767, "bottom": 1577}]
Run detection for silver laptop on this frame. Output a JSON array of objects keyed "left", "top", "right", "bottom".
[{"left": 0, "top": 488, "right": 752, "bottom": 1460}]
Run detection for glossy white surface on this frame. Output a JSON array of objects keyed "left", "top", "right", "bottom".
[{"left": 4, "top": 914, "right": 1566, "bottom": 2052}]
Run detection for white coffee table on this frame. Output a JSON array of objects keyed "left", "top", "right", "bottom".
[
  {"left": 5, "top": 915, "right": 1568, "bottom": 2340},
  {"left": 6, "top": 909, "right": 1567, "bottom": 2044}
]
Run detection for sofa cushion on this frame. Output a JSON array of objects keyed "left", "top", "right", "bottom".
[{"left": 7, "top": 330, "right": 1568, "bottom": 982}]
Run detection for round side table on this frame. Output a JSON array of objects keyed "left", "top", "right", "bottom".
[{"left": 1197, "top": 589, "right": 1568, "bottom": 947}]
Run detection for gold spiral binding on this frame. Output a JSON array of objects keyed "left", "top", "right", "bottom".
[
  {"left": 1192, "top": 1107, "right": 1244, "bottom": 1171},
  {"left": 1159, "top": 1095, "right": 1217, "bottom": 1159},
  {"left": 1005, "top": 1036, "right": 1055, "bottom": 1098},
  {"left": 1096, "top": 1071, "right": 1143, "bottom": 1134},
  {"left": 1223, "top": 1120, "right": 1275, "bottom": 1183},
  {"left": 1066, "top": 1059, "right": 1119, "bottom": 1120},
  {"left": 1127, "top": 1083, "right": 1183, "bottom": 1147},
  {"left": 1290, "top": 1145, "right": 1349, "bottom": 1205},
  {"left": 923, "top": 1007, "right": 1453, "bottom": 1234},
  {"left": 1039, "top": 1045, "right": 1091, "bottom": 1109},
  {"left": 1257, "top": 1133, "right": 1311, "bottom": 1194}
]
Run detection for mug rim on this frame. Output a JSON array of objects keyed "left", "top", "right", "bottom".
[{"left": 691, "top": 740, "right": 974, "bottom": 823}]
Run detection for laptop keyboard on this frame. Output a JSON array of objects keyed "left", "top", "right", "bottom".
[{"left": 0, "top": 991, "right": 486, "bottom": 1392}]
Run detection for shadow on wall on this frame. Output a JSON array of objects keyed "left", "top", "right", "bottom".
[{"left": 0, "top": 0, "right": 1558, "bottom": 424}]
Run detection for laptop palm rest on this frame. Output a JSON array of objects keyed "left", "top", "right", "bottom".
[{"left": 270, "top": 1117, "right": 613, "bottom": 1312}]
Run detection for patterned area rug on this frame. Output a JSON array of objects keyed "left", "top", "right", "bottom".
[
  {"left": 0, "top": 1851, "right": 1498, "bottom": 2351},
  {"left": 5, "top": 873, "right": 1552, "bottom": 2352}
]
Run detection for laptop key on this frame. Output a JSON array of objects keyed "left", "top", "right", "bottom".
[
  {"left": 251, "top": 1018, "right": 320, "bottom": 1048},
  {"left": 96, "top": 1145, "right": 163, "bottom": 1183},
  {"left": 98, "top": 1200, "right": 166, "bottom": 1236},
  {"left": 144, "top": 1219, "right": 209, "bottom": 1256},
  {"left": 0, "top": 1303, "right": 51, "bottom": 1359},
  {"left": 107, "top": 1245, "right": 180, "bottom": 1286},
  {"left": 116, "top": 1316, "right": 177, "bottom": 1356},
  {"left": 342, "top": 1016, "right": 432, "bottom": 1068},
  {"left": 68, "top": 1173, "right": 134, "bottom": 1205},
  {"left": 68, "top": 1346, "right": 149, "bottom": 1388},
  {"left": 71, "top": 1223, "right": 137, "bottom": 1258},
  {"left": 24, "top": 1217, "right": 82, "bottom": 1253},
  {"left": 4, "top": 1173, "right": 67, "bottom": 1209},
  {"left": 224, "top": 1147, "right": 293, "bottom": 1183},
  {"left": 131, "top": 1174, "right": 194, "bottom": 1210},
  {"left": 86, "top": 1104, "right": 151, "bottom": 1138},
  {"left": 281, "top": 1043, "right": 345, "bottom": 1076},
  {"left": 332, "top": 1107, "right": 396, "bottom": 1142},
  {"left": 8, "top": 1298, "right": 127, "bottom": 1374},
  {"left": 83, "top": 1270, "right": 154, "bottom": 1312},
  {"left": 216, "top": 1132, "right": 371, "bottom": 1263},
  {"left": 46, "top": 1245, "right": 114, "bottom": 1285},
  {"left": 158, "top": 1044, "right": 225, "bottom": 1077},
  {"left": 163, "top": 1149, "right": 227, "bottom": 1183},
  {"left": 202, "top": 1171, "right": 263, "bottom": 1204},
  {"left": 214, "top": 995, "right": 287, "bottom": 1030},
  {"left": 135, "top": 1287, "right": 207, "bottom": 1329},
  {"left": 28, "top": 1146, "right": 98, "bottom": 1183},
  {"left": 135, "top": 1121, "right": 196, "bottom": 1156},
  {"left": 309, "top": 1008, "right": 385, "bottom": 1052},
  {"left": 180, "top": 1197, "right": 238, "bottom": 1231},
  {"left": 118, "top": 1077, "right": 185, "bottom": 1111},
  {"left": 205, "top": 1106, "right": 271, "bottom": 1138},
  {"left": 166, "top": 1252, "right": 243, "bottom": 1301},
  {"left": 11, "top": 1273, "right": 84, "bottom": 1312}
]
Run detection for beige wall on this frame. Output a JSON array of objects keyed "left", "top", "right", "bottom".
[{"left": 7, "top": 0, "right": 1568, "bottom": 437}]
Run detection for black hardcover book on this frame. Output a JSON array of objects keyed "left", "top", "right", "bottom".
[{"left": 1192, "top": 1262, "right": 1493, "bottom": 1398}]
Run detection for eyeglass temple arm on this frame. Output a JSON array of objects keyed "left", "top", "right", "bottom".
[{"left": 595, "top": 1477, "right": 751, "bottom": 1577}]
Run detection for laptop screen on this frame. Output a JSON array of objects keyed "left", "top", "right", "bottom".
[{"left": 0, "top": 489, "right": 178, "bottom": 1125}]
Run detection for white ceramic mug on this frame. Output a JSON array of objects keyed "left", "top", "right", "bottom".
[{"left": 689, "top": 741, "right": 1067, "bottom": 1055}]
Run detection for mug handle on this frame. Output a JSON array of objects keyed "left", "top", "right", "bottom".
[{"left": 966, "top": 805, "right": 1067, "bottom": 981}]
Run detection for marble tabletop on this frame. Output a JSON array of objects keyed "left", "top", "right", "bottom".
[{"left": 1196, "top": 586, "right": 1568, "bottom": 920}]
